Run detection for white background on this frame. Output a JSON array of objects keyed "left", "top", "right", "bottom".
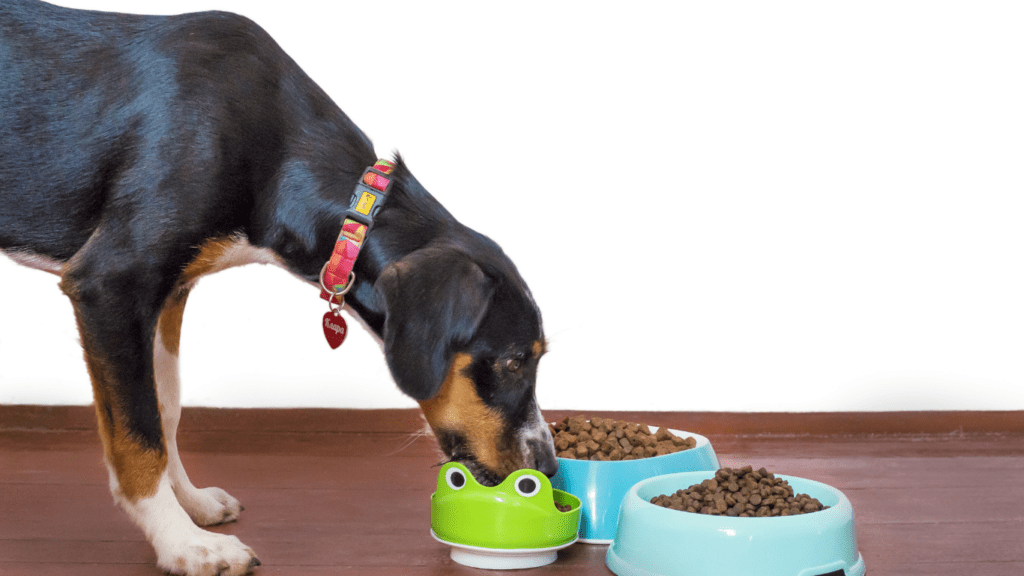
[{"left": 2, "top": 1, "right": 1022, "bottom": 411}]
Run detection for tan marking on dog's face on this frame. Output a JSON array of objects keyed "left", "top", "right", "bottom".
[
  {"left": 532, "top": 339, "right": 546, "bottom": 358},
  {"left": 158, "top": 290, "right": 189, "bottom": 357},
  {"left": 419, "top": 353, "right": 521, "bottom": 478}
]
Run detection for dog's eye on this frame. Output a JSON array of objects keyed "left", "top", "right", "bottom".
[
  {"left": 514, "top": 474, "right": 542, "bottom": 498},
  {"left": 446, "top": 467, "right": 467, "bottom": 490},
  {"left": 505, "top": 352, "right": 526, "bottom": 373}
]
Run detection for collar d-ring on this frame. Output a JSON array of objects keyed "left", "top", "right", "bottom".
[{"left": 320, "top": 261, "right": 355, "bottom": 306}]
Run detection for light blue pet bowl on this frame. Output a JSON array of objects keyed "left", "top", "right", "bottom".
[
  {"left": 606, "top": 471, "right": 865, "bottom": 576},
  {"left": 551, "top": 428, "right": 719, "bottom": 543}
]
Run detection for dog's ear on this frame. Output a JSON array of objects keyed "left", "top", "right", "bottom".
[{"left": 375, "top": 246, "right": 493, "bottom": 401}]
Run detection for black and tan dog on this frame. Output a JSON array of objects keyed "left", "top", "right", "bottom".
[{"left": 0, "top": 1, "right": 557, "bottom": 574}]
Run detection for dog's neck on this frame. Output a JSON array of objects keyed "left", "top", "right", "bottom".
[
  {"left": 219, "top": 57, "right": 474, "bottom": 339},
  {"left": 256, "top": 146, "right": 460, "bottom": 338},
  {"left": 336, "top": 160, "right": 459, "bottom": 337}
]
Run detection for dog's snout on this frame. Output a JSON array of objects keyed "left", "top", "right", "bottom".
[{"left": 528, "top": 438, "right": 559, "bottom": 478}]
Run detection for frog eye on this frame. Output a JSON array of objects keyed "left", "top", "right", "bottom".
[
  {"left": 514, "top": 474, "right": 542, "bottom": 498},
  {"left": 446, "top": 467, "right": 467, "bottom": 490}
]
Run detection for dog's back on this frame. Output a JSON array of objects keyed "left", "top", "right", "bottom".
[
  {"left": 2, "top": 0, "right": 158, "bottom": 258},
  {"left": 1, "top": 0, "right": 370, "bottom": 267}
]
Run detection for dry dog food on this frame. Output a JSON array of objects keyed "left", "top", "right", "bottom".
[
  {"left": 554, "top": 501, "right": 573, "bottom": 513},
  {"left": 549, "top": 416, "right": 696, "bottom": 461},
  {"left": 650, "top": 466, "right": 829, "bottom": 517}
]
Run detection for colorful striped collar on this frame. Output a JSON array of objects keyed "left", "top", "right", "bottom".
[{"left": 318, "top": 159, "right": 395, "bottom": 348}]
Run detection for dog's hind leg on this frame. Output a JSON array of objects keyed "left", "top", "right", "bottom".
[
  {"left": 62, "top": 236, "right": 259, "bottom": 576},
  {"left": 156, "top": 288, "right": 243, "bottom": 526}
]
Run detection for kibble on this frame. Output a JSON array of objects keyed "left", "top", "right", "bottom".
[
  {"left": 554, "top": 501, "right": 573, "bottom": 513},
  {"left": 649, "top": 466, "right": 829, "bottom": 517},
  {"left": 549, "top": 416, "right": 696, "bottom": 461}
]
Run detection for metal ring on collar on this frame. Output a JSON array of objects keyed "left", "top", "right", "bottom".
[{"left": 319, "top": 262, "right": 356, "bottom": 301}]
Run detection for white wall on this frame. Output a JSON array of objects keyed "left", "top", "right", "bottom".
[{"left": 2, "top": 1, "right": 1023, "bottom": 411}]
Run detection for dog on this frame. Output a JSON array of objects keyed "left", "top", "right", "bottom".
[{"left": 0, "top": 1, "right": 557, "bottom": 574}]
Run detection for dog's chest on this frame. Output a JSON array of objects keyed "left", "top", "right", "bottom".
[
  {"left": 2, "top": 236, "right": 284, "bottom": 284},
  {"left": 178, "top": 236, "right": 286, "bottom": 288},
  {"left": 1, "top": 249, "right": 65, "bottom": 275}
]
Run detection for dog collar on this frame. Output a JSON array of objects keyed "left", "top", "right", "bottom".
[
  {"left": 318, "top": 159, "right": 395, "bottom": 348},
  {"left": 319, "top": 159, "right": 395, "bottom": 301}
]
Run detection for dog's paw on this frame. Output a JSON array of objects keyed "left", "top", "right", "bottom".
[
  {"left": 156, "top": 528, "right": 260, "bottom": 576},
  {"left": 181, "top": 486, "right": 243, "bottom": 526}
]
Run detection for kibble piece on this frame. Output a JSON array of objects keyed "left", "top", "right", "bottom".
[
  {"left": 623, "top": 429, "right": 637, "bottom": 445},
  {"left": 566, "top": 416, "right": 587, "bottom": 434},
  {"left": 554, "top": 435, "right": 571, "bottom": 451}
]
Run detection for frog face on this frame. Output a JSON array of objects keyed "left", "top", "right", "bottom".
[
  {"left": 436, "top": 462, "right": 551, "bottom": 503},
  {"left": 430, "top": 462, "right": 580, "bottom": 549}
]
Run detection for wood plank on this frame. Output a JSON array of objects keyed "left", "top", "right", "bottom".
[
  {"left": 716, "top": 454, "right": 1024, "bottom": 490},
  {"left": 863, "top": 562, "right": 1024, "bottom": 576},
  {"left": 0, "top": 406, "right": 430, "bottom": 434},
  {"left": 0, "top": 563, "right": 159, "bottom": 576},
  {"left": 859, "top": 521, "right": 1024, "bottom": 564},
  {"left": 4, "top": 405, "right": 1023, "bottom": 435},
  {"left": 712, "top": 433, "right": 1024, "bottom": 458}
]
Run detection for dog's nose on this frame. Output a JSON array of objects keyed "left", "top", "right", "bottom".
[{"left": 528, "top": 438, "right": 560, "bottom": 478}]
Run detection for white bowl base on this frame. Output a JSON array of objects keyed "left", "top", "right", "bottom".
[{"left": 432, "top": 530, "right": 577, "bottom": 570}]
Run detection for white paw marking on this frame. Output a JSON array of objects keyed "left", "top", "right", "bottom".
[
  {"left": 116, "top": 474, "right": 259, "bottom": 576},
  {"left": 157, "top": 528, "right": 259, "bottom": 576},
  {"left": 182, "top": 486, "right": 244, "bottom": 526}
]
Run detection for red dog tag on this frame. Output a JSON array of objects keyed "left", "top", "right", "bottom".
[{"left": 322, "top": 311, "right": 348, "bottom": 349}]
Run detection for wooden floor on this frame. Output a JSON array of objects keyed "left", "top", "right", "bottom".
[{"left": 1, "top": 407, "right": 1022, "bottom": 575}]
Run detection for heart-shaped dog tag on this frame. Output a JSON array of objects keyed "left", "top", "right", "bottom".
[{"left": 322, "top": 311, "right": 348, "bottom": 349}]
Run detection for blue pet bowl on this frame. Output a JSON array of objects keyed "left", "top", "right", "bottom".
[
  {"left": 606, "top": 471, "right": 865, "bottom": 576},
  {"left": 551, "top": 428, "right": 719, "bottom": 543}
]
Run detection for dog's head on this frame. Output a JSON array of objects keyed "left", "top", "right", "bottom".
[{"left": 374, "top": 238, "right": 556, "bottom": 486}]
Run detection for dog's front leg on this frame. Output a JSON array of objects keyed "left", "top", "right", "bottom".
[
  {"left": 156, "top": 288, "right": 244, "bottom": 527},
  {"left": 61, "top": 248, "right": 259, "bottom": 576}
]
